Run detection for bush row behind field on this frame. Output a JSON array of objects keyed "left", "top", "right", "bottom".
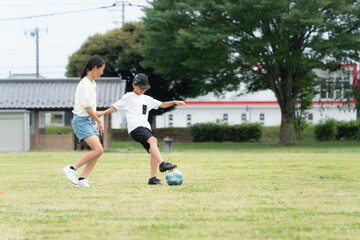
[
  {"left": 44, "top": 119, "right": 360, "bottom": 143},
  {"left": 45, "top": 125, "right": 312, "bottom": 142}
]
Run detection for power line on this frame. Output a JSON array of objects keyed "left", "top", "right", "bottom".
[
  {"left": 0, "top": 65, "right": 65, "bottom": 69},
  {"left": 0, "top": 2, "right": 147, "bottom": 22}
]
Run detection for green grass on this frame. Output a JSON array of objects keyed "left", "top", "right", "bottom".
[{"left": 1, "top": 142, "right": 360, "bottom": 239}]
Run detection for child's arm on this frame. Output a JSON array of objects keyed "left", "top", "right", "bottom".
[
  {"left": 96, "top": 107, "right": 117, "bottom": 117},
  {"left": 159, "top": 100, "right": 186, "bottom": 108},
  {"left": 86, "top": 107, "right": 104, "bottom": 135}
]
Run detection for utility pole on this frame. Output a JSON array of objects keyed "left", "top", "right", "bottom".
[
  {"left": 121, "top": 1, "right": 125, "bottom": 26},
  {"left": 111, "top": 1, "right": 136, "bottom": 27},
  {"left": 25, "top": 27, "right": 47, "bottom": 78},
  {"left": 35, "top": 28, "right": 39, "bottom": 78}
]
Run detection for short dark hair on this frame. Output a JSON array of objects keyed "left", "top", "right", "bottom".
[{"left": 80, "top": 55, "right": 105, "bottom": 79}]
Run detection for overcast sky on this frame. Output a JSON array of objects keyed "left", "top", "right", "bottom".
[{"left": 0, "top": 0, "right": 149, "bottom": 79}]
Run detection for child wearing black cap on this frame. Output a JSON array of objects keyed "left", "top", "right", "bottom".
[{"left": 96, "top": 73, "right": 186, "bottom": 185}]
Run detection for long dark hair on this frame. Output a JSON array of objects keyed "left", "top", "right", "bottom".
[{"left": 80, "top": 55, "right": 105, "bottom": 79}]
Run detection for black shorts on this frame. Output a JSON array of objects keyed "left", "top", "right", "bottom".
[{"left": 130, "top": 126, "right": 156, "bottom": 153}]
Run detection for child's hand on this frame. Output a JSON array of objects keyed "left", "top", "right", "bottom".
[
  {"left": 175, "top": 101, "right": 186, "bottom": 106},
  {"left": 95, "top": 111, "right": 103, "bottom": 117},
  {"left": 97, "top": 122, "right": 105, "bottom": 135}
]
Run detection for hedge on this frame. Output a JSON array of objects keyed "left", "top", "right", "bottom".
[
  {"left": 314, "top": 118, "right": 337, "bottom": 141},
  {"left": 314, "top": 119, "right": 360, "bottom": 141},
  {"left": 112, "top": 128, "right": 192, "bottom": 142},
  {"left": 336, "top": 120, "right": 360, "bottom": 140},
  {"left": 190, "top": 122, "right": 262, "bottom": 142}
]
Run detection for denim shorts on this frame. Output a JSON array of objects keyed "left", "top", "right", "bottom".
[{"left": 72, "top": 115, "right": 99, "bottom": 142}]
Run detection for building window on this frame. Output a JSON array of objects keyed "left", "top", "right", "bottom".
[
  {"left": 169, "top": 122, "right": 173, "bottom": 127},
  {"left": 169, "top": 114, "right": 173, "bottom": 121},
  {"left": 320, "top": 71, "right": 352, "bottom": 100},
  {"left": 260, "top": 113, "right": 265, "bottom": 121},
  {"left": 241, "top": 113, "right": 246, "bottom": 121},
  {"left": 223, "top": 113, "right": 228, "bottom": 121},
  {"left": 187, "top": 122, "right": 191, "bottom": 127},
  {"left": 187, "top": 114, "right": 191, "bottom": 121},
  {"left": 308, "top": 113, "right": 313, "bottom": 121},
  {"left": 51, "top": 113, "right": 63, "bottom": 125}
]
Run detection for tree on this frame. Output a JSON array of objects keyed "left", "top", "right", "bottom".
[
  {"left": 66, "top": 22, "right": 145, "bottom": 91},
  {"left": 141, "top": 0, "right": 360, "bottom": 144},
  {"left": 292, "top": 76, "right": 317, "bottom": 141},
  {"left": 66, "top": 22, "right": 185, "bottom": 123}
]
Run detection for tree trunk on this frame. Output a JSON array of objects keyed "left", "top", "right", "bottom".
[
  {"left": 295, "top": 113, "right": 302, "bottom": 141},
  {"left": 267, "top": 69, "right": 299, "bottom": 145},
  {"left": 296, "top": 128, "right": 301, "bottom": 141},
  {"left": 279, "top": 112, "right": 293, "bottom": 145}
]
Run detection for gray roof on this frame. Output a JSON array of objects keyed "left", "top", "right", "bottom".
[{"left": 0, "top": 78, "right": 126, "bottom": 110}]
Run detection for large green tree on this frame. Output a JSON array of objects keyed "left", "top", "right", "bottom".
[{"left": 141, "top": 0, "right": 360, "bottom": 144}]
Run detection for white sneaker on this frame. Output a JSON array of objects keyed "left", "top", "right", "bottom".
[
  {"left": 74, "top": 179, "right": 91, "bottom": 188},
  {"left": 63, "top": 165, "right": 79, "bottom": 184}
]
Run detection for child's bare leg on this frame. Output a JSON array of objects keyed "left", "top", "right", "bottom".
[
  {"left": 148, "top": 137, "right": 163, "bottom": 163},
  {"left": 150, "top": 155, "right": 158, "bottom": 178},
  {"left": 148, "top": 137, "right": 163, "bottom": 177},
  {"left": 73, "top": 135, "right": 103, "bottom": 178}
]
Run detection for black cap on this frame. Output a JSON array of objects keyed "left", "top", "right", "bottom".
[{"left": 133, "top": 73, "right": 150, "bottom": 89}]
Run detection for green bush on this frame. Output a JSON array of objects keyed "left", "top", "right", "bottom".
[
  {"left": 190, "top": 122, "right": 262, "bottom": 142},
  {"left": 314, "top": 118, "right": 337, "bottom": 141},
  {"left": 45, "top": 125, "right": 73, "bottom": 134},
  {"left": 336, "top": 120, "right": 360, "bottom": 140}
]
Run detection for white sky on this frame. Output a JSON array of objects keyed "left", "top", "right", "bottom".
[{"left": 0, "top": 0, "right": 150, "bottom": 79}]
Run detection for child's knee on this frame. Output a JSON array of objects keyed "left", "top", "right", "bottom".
[
  {"left": 148, "top": 136, "right": 157, "bottom": 145},
  {"left": 94, "top": 147, "right": 104, "bottom": 156}
]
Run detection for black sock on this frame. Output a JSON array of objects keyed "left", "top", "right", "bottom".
[
  {"left": 70, "top": 166, "right": 77, "bottom": 171},
  {"left": 78, "top": 177, "right": 85, "bottom": 181}
]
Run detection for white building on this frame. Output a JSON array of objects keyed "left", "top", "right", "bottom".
[
  {"left": 154, "top": 89, "right": 356, "bottom": 127},
  {"left": 154, "top": 66, "right": 358, "bottom": 128}
]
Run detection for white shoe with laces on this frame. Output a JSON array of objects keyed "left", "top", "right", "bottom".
[
  {"left": 63, "top": 165, "right": 79, "bottom": 184},
  {"left": 74, "top": 179, "right": 91, "bottom": 188}
]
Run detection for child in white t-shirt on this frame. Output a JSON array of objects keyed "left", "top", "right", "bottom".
[
  {"left": 63, "top": 55, "right": 105, "bottom": 188},
  {"left": 96, "top": 73, "right": 186, "bottom": 185}
]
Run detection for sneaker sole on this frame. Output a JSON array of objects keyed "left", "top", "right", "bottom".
[
  {"left": 63, "top": 168, "right": 78, "bottom": 184},
  {"left": 159, "top": 165, "right": 177, "bottom": 172},
  {"left": 74, "top": 185, "right": 90, "bottom": 188}
]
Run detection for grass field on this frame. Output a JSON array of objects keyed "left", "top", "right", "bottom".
[{"left": 1, "top": 141, "right": 360, "bottom": 239}]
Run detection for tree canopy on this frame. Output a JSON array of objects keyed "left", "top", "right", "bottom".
[
  {"left": 141, "top": 0, "right": 360, "bottom": 144},
  {"left": 66, "top": 23, "right": 144, "bottom": 87}
]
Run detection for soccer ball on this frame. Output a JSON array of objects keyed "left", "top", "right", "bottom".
[{"left": 166, "top": 169, "right": 183, "bottom": 186}]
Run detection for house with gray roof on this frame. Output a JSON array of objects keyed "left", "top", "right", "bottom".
[{"left": 0, "top": 77, "right": 126, "bottom": 151}]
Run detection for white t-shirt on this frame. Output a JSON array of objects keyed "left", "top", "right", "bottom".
[
  {"left": 113, "top": 92, "right": 162, "bottom": 133},
  {"left": 72, "top": 77, "right": 97, "bottom": 116}
]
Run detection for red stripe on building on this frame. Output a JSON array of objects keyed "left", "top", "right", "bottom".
[{"left": 185, "top": 101, "right": 356, "bottom": 105}]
